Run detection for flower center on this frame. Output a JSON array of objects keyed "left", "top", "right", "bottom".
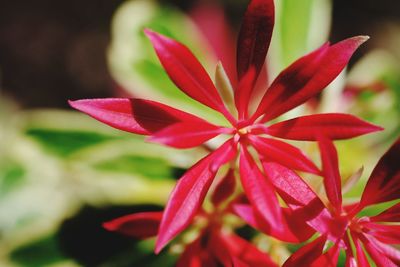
[
  {"left": 349, "top": 216, "right": 369, "bottom": 233},
  {"left": 237, "top": 127, "right": 250, "bottom": 136}
]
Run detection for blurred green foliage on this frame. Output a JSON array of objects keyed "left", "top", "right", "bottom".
[
  {"left": 1, "top": 0, "right": 400, "bottom": 266},
  {"left": 26, "top": 129, "right": 118, "bottom": 158}
]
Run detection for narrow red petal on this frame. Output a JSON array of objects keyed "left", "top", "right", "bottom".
[
  {"left": 148, "top": 122, "right": 228, "bottom": 149},
  {"left": 370, "top": 203, "right": 400, "bottom": 222},
  {"left": 233, "top": 204, "right": 315, "bottom": 243},
  {"left": 252, "top": 42, "right": 329, "bottom": 121},
  {"left": 266, "top": 113, "right": 383, "bottom": 141},
  {"left": 254, "top": 36, "right": 368, "bottom": 122},
  {"left": 235, "top": 67, "right": 257, "bottom": 120},
  {"left": 311, "top": 244, "right": 340, "bottom": 267},
  {"left": 103, "top": 211, "right": 162, "bottom": 239},
  {"left": 239, "top": 146, "right": 283, "bottom": 232},
  {"left": 263, "top": 162, "right": 346, "bottom": 240},
  {"left": 155, "top": 140, "right": 236, "bottom": 253},
  {"left": 69, "top": 98, "right": 208, "bottom": 135},
  {"left": 369, "top": 238, "right": 400, "bottom": 266},
  {"left": 352, "top": 234, "right": 371, "bottom": 267},
  {"left": 262, "top": 162, "right": 320, "bottom": 208},
  {"left": 144, "top": 29, "right": 233, "bottom": 121},
  {"left": 250, "top": 136, "right": 320, "bottom": 174},
  {"left": 214, "top": 232, "right": 278, "bottom": 267},
  {"left": 318, "top": 136, "right": 342, "bottom": 212},
  {"left": 358, "top": 138, "right": 400, "bottom": 208},
  {"left": 361, "top": 235, "right": 398, "bottom": 267},
  {"left": 237, "top": 0, "right": 274, "bottom": 83},
  {"left": 365, "top": 223, "right": 400, "bottom": 244},
  {"left": 345, "top": 247, "right": 357, "bottom": 267},
  {"left": 283, "top": 235, "right": 327, "bottom": 267},
  {"left": 235, "top": 0, "right": 274, "bottom": 118},
  {"left": 176, "top": 238, "right": 204, "bottom": 267},
  {"left": 211, "top": 168, "right": 236, "bottom": 207}
]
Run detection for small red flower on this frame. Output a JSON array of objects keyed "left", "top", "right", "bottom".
[
  {"left": 262, "top": 137, "right": 400, "bottom": 267},
  {"left": 104, "top": 171, "right": 278, "bottom": 267},
  {"left": 70, "top": 0, "right": 382, "bottom": 253}
]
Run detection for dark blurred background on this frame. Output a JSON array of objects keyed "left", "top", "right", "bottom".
[{"left": 0, "top": 0, "right": 399, "bottom": 108}]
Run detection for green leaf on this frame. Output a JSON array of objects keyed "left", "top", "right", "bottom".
[
  {"left": 26, "top": 128, "right": 118, "bottom": 157},
  {"left": 280, "top": 0, "right": 314, "bottom": 66},
  {"left": 0, "top": 161, "right": 26, "bottom": 196},
  {"left": 270, "top": 0, "right": 331, "bottom": 76},
  {"left": 10, "top": 235, "right": 68, "bottom": 267},
  {"left": 94, "top": 155, "right": 175, "bottom": 180}
]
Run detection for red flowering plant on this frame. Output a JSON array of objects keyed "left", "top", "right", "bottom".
[
  {"left": 103, "top": 169, "right": 278, "bottom": 266},
  {"left": 69, "top": 0, "right": 383, "bottom": 259},
  {"left": 235, "top": 137, "right": 400, "bottom": 266}
]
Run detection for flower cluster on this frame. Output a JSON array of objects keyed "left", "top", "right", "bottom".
[{"left": 69, "top": 0, "right": 400, "bottom": 266}]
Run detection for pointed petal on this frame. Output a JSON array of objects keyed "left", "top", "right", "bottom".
[
  {"left": 362, "top": 235, "right": 398, "bottom": 267},
  {"left": 236, "top": 0, "right": 274, "bottom": 83},
  {"left": 283, "top": 236, "right": 327, "bottom": 267},
  {"left": 211, "top": 168, "right": 236, "bottom": 207},
  {"left": 263, "top": 162, "right": 346, "bottom": 240},
  {"left": 210, "top": 139, "right": 238, "bottom": 172},
  {"left": 254, "top": 36, "right": 369, "bottom": 122},
  {"left": 366, "top": 223, "right": 400, "bottom": 244},
  {"left": 235, "top": 0, "right": 274, "bottom": 119},
  {"left": 103, "top": 211, "right": 162, "bottom": 239},
  {"left": 318, "top": 136, "right": 342, "bottom": 212},
  {"left": 155, "top": 140, "right": 236, "bottom": 253},
  {"left": 265, "top": 113, "right": 383, "bottom": 141},
  {"left": 352, "top": 235, "right": 371, "bottom": 267},
  {"left": 262, "top": 162, "right": 321, "bottom": 209},
  {"left": 148, "top": 122, "right": 228, "bottom": 148},
  {"left": 235, "top": 67, "right": 257, "bottom": 119},
  {"left": 233, "top": 204, "right": 315, "bottom": 243},
  {"left": 359, "top": 138, "right": 400, "bottom": 208},
  {"left": 250, "top": 136, "right": 320, "bottom": 174},
  {"left": 239, "top": 146, "right": 283, "bottom": 231},
  {"left": 144, "top": 29, "right": 232, "bottom": 121},
  {"left": 370, "top": 203, "right": 400, "bottom": 222},
  {"left": 69, "top": 98, "right": 208, "bottom": 135},
  {"left": 369, "top": 238, "right": 400, "bottom": 266}
]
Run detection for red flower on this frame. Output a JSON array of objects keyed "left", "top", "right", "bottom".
[
  {"left": 69, "top": 0, "right": 382, "bottom": 253},
  {"left": 104, "top": 170, "right": 278, "bottom": 267},
  {"left": 259, "top": 137, "right": 400, "bottom": 266}
]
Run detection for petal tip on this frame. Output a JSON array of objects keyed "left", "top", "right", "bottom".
[
  {"left": 102, "top": 221, "right": 115, "bottom": 232},
  {"left": 351, "top": 35, "right": 370, "bottom": 45},
  {"left": 370, "top": 123, "right": 384, "bottom": 133},
  {"left": 154, "top": 238, "right": 166, "bottom": 255},
  {"left": 68, "top": 99, "right": 87, "bottom": 111},
  {"left": 143, "top": 28, "right": 154, "bottom": 36},
  {"left": 68, "top": 99, "right": 78, "bottom": 108}
]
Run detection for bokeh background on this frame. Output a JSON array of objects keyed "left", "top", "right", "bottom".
[
  {"left": 1, "top": 0, "right": 399, "bottom": 266},
  {"left": 1, "top": 0, "right": 400, "bottom": 108}
]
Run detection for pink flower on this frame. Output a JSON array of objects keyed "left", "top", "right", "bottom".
[
  {"left": 253, "top": 137, "right": 400, "bottom": 266},
  {"left": 69, "top": 0, "right": 382, "bottom": 253}
]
